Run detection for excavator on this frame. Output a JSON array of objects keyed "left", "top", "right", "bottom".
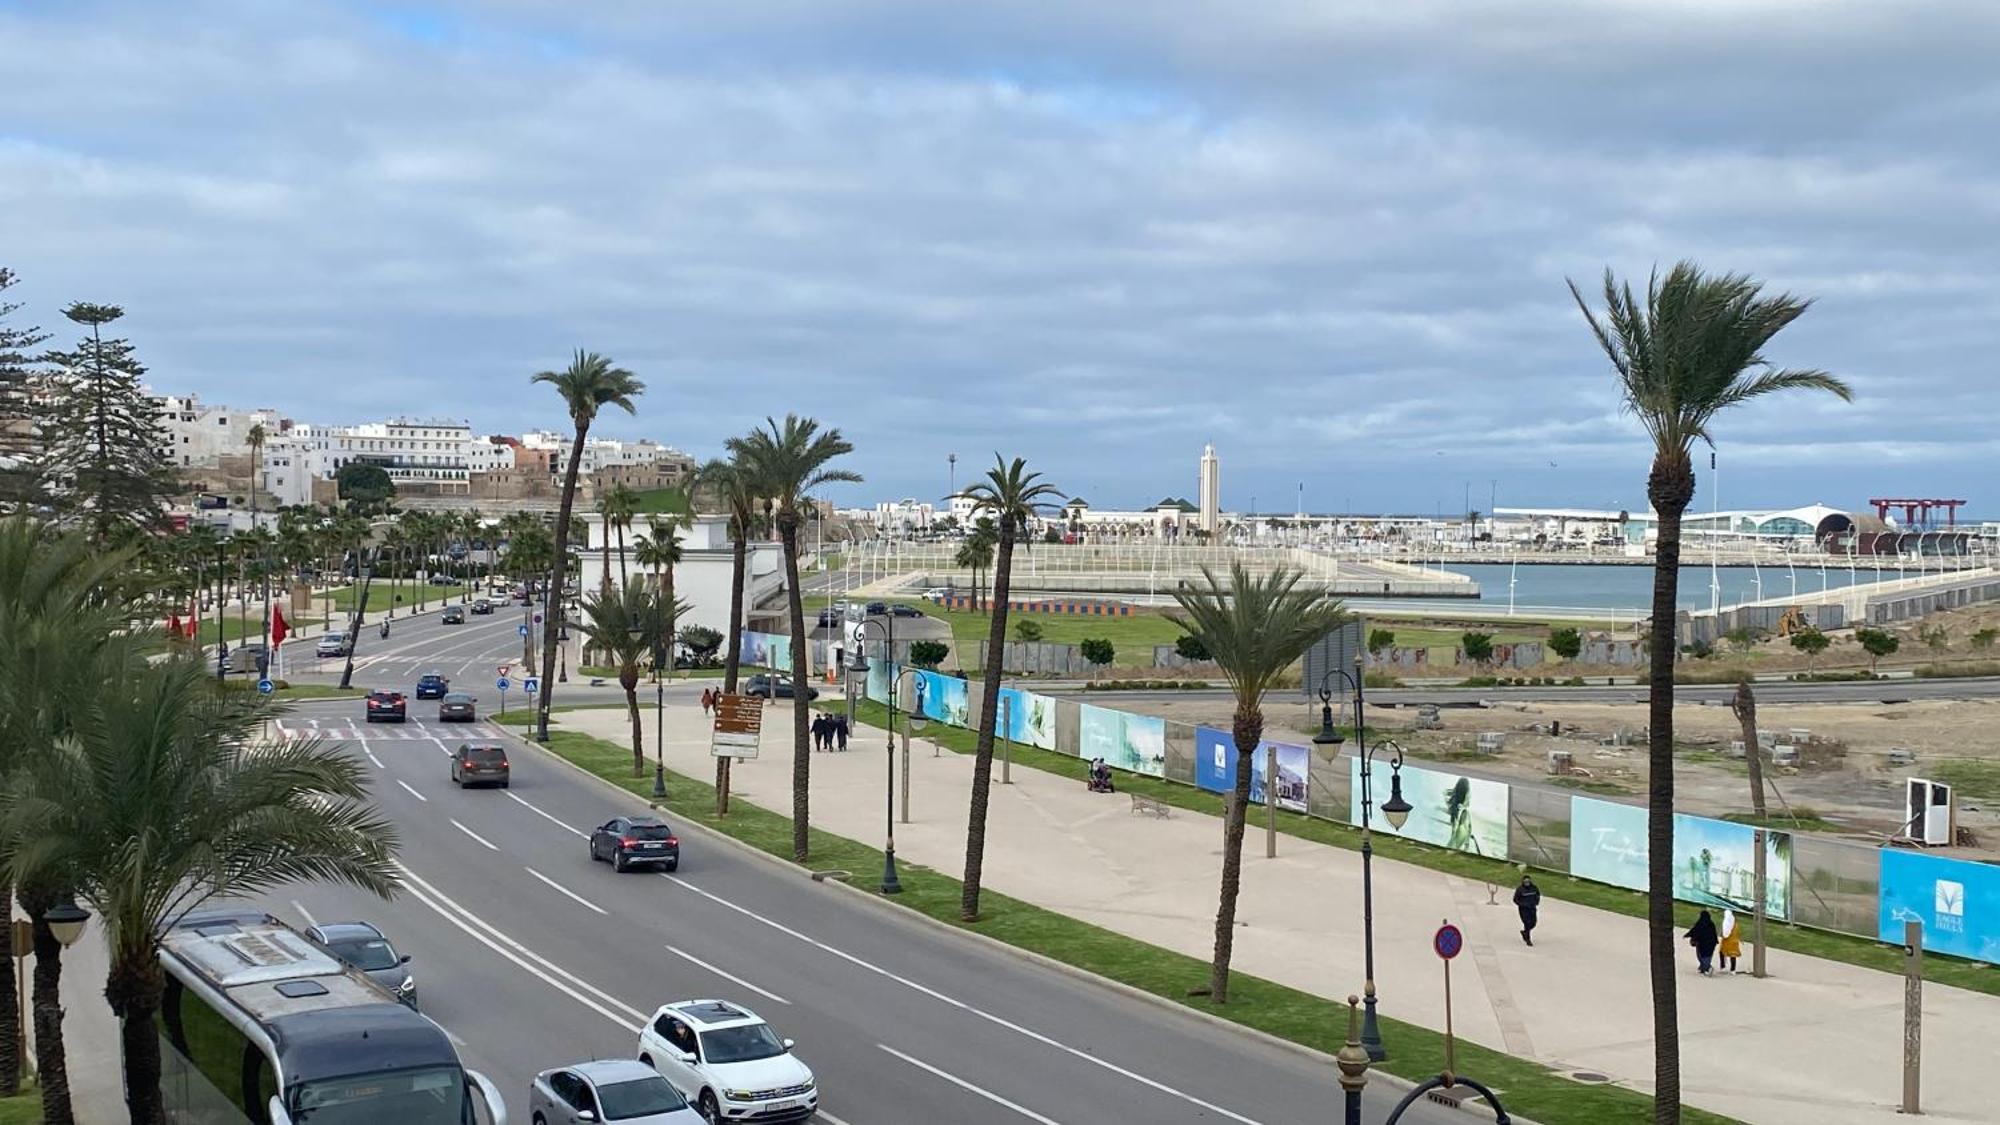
[{"left": 1775, "top": 606, "right": 1809, "bottom": 637}]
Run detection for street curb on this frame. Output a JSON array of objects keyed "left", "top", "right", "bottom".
[{"left": 500, "top": 716, "right": 1549, "bottom": 1123}]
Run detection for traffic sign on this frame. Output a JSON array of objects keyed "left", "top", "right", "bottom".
[
  {"left": 256, "top": 678, "right": 275, "bottom": 695},
  {"left": 496, "top": 677, "right": 511, "bottom": 692},
  {"left": 518, "top": 624, "right": 530, "bottom": 637},
  {"left": 1434, "top": 922, "right": 1464, "bottom": 961},
  {"left": 523, "top": 676, "right": 540, "bottom": 694},
  {"left": 498, "top": 664, "right": 511, "bottom": 677},
  {"left": 533, "top": 613, "right": 543, "bottom": 624}
]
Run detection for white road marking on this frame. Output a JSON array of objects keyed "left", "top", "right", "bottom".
[
  {"left": 525, "top": 866, "right": 607, "bottom": 915},
  {"left": 451, "top": 819, "right": 499, "bottom": 851},
  {"left": 663, "top": 945, "right": 790, "bottom": 1005},
  {"left": 391, "top": 862, "right": 643, "bottom": 1031},
  {"left": 506, "top": 792, "right": 588, "bottom": 838},
  {"left": 396, "top": 779, "right": 428, "bottom": 803},
  {"left": 429, "top": 736, "right": 455, "bottom": 757},
  {"left": 879, "top": 1044, "right": 1062, "bottom": 1124},
  {"left": 814, "top": 1113, "right": 855, "bottom": 1125},
  {"left": 661, "top": 874, "right": 1262, "bottom": 1125},
  {"left": 290, "top": 899, "right": 318, "bottom": 928},
  {"left": 363, "top": 747, "right": 384, "bottom": 768}
]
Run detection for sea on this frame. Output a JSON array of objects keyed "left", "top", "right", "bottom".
[{"left": 1428, "top": 561, "right": 1915, "bottom": 618}]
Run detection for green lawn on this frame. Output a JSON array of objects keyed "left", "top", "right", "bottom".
[
  {"left": 325, "top": 582, "right": 461, "bottom": 613},
  {"left": 1927, "top": 759, "right": 2000, "bottom": 803},
  {"left": 0, "top": 1086, "right": 39, "bottom": 1124},
  {"left": 1373, "top": 625, "right": 1546, "bottom": 649},
  {"left": 891, "top": 598, "right": 1188, "bottom": 652},
  {"left": 531, "top": 717, "right": 1738, "bottom": 1125},
  {"left": 634, "top": 487, "right": 692, "bottom": 515}
]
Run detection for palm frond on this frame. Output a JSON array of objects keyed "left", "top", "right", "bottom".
[{"left": 1167, "top": 563, "right": 1348, "bottom": 707}]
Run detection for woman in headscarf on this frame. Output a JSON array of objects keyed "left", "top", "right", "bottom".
[
  {"left": 1717, "top": 909, "right": 1742, "bottom": 974},
  {"left": 1685, "top": 909, "right": 1720, "bottom": 976}
]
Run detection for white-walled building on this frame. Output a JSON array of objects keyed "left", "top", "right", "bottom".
[
  {"left": 153, "top": 393, "right": 286, "bottom": 469},
  {"left": 518, "top": 430, "right": 691, "bottom": 477},
  {"left": 875, "top": 498, "right": 935, "bottom": 533},
  {"left": 570, "top": 513, "right": 784, "bottom": 635},
  {"left": 283, "top": 417, "right": 509, "bottom": 499}
]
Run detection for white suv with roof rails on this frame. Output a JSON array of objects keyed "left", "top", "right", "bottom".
[{"left": 636, "top": 999, "right": 817, "bottom": 1123}]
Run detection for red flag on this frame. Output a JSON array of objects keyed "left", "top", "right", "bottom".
[
  {"left": 272, "top": 604, "right": 289, "bottom": 647},
  {"left": 168, "top": 613, "right": 182, "bottom": 638}
]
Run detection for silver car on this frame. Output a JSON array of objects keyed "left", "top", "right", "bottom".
[
  {"left": 530, "top": 1058, "right": 701, "bottom": 1124},
  {"left": 305, "top": 921, "right": 417, "bottom": 1009}
]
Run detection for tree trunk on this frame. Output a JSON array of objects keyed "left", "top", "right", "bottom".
[
  {"left": 781, "top": 515, "right": 812, "bottom": 861},
  {"left": 106, "top": 945, "right": 166, "bottom": 1125},
  {"left": 720, "top": 531, "right": 747, "bottom": 816},
  {"left": 961, "top": 519, "right": 1016, "bottom": 921},
  {"left": 1210, "top": 705, "right": 1263, "bottom": 1003},
  {"left": 1732, "top": 680, "right": 1767, "bottom": 817},
  {"left": 624, "top": 670, "right": 644, "bottom": 776},
  {"left": 1646, "top": 451, "right": 1693, "bottom": 1125},
  {"left": 601, "top": 520, "right": 613, "bottom": 596},
  {"left": 616, "top": 521, "right": 628, "bottom": 589},
  {"left": 539, "top": 431, "right": 590, "bottom": 741},
  {"left": 663, "top": 564, "right": 677, "bottom": 686},
  {"left": 27, "top": 898, "right": 75, "bottom": 1125},
  {"left": 0, "top": 886, "right": 17, "bottom": 1095}
]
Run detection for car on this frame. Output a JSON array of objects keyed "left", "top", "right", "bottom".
[
  {"left": 865, "top": 601, "right": 888, "bottom": 616},
  {"left": 450, "top": 742, "right": 509, "bottom": 788},
  {"left": 434, "top": 574, "right": 461, "bottom": 586},
  {"left": 888, "top": 604, "right": 922, "bottom": 618},
  {"left": 814, "top": 607, "right": 842, "bottom": 627},
  {"left": 441, "top": 605, "right": 466, "bottom": 625},
  {"left": 364, "top": 690, "right": 406, "bottom": 723},
  {"left": 439, "top": 692, "right": 478, "bottom": 723},
  {"left": 471, "top": 598, "right": 494, "bottom": 615},
  {"left": 921, "top": 587, "right": 951, "bottom": 600},
  {"left": 316, "top": 632, "right": 350, "bottom": 658},
  {"left": 636, "top": 1000, "right": 816, "bottom": 1124},
  {"left": 589, "top": 815, "right": 679, "bottom": 872},
  {"left": 305, "top": 921, "right": 417, "bottom": 1009},
  {"left": 415, "top": 673, "right": 451, "bottom": 700},
  {"left": 532, "top": 1058, "right": 700, "bottom": 1125},
  {"left": 744, "top": 674, "right": 817, "bottom": 701}
]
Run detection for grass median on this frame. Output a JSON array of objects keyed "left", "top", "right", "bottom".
[
  {"left": 527, "top": 714, "right": 1738, "bottom": 1125},
  {"left": 829, "top": 697, "right": 2000, "bottom": 1000}
]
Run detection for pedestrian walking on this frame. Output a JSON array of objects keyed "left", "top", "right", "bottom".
[
  {"left": 1718, "top": 909, "right": 1742, "bottom": 973},
  {"left": 834, "top": 714, "right": 849, "bottom": 752},
  {"left": 1512, "top": 874, "right": 1541, "bottom": 946},
  {"left": 700, "top": 687, "right": 714, "bottom": 715},
  {"left": 809, "top": 713, "right": 827, "bottom": 752},
  {"left": 1686, "top": 909, "right": 1720, "bottom": 976}
]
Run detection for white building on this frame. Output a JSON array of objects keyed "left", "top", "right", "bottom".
[
  {"left": 283, "top": 417, "right": 509, "bottom": 500},
  {"left": 874, "top": 498, "right": 935, "bottom": 533},
  {"left": 153, "top": 393, "right": 286, "bottom": 469},
  {"left": 518, "top": 430, "right": 690, "bottom": 477},
  {"left": 570, "top": 513, "right": 784, "bottom": 635},
  {"left": 1198, "top": 444, "right": 1220, "bottom": 534}
]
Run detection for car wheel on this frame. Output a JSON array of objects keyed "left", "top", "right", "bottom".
[
  {"left": 698, "top": 1091, "right": 720, "bottom": 1123},
  {"left": 500, "top": 781, "right": 510, "bottom": 789},
  {"left": 638, "top": 1053, "right": 652, "bottom": 1070},
  {"left": 588, "top": 840, "right": 600, "bottom": 862},
  {"left": 533, "top": 1114, "right": 547, "bottom": 1125},
  {"left": 613, "top": 851, "right": 628, "bottom": 873},
  {"left": 664, "top": 858, "right": 678, "bottom": 872}
]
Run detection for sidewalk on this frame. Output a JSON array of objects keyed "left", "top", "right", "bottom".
[{"left": 566, "top": 700, "right": 1996, "bottom": 1125}]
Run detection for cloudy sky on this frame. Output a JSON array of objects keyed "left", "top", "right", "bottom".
[{"left": 3, "top": 1, "right": 1996, "bottom": 515}]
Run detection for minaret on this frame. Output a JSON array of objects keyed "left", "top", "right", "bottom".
[{"left": 1199, "top": 444, "right": 1220, "bottom": 534}]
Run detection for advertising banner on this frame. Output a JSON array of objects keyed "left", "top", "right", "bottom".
[
  {"left": 1568, "top": 797, "right": 1793, "bottom": 919},
  {"left": 993, "top": 687, "right": 1058, "bottom": 751},
  {"left": 910, "top": 668, "right": 969, "bottom": 728},
  {"left": 1195, "top": 726, "right": 1311, "bottom": 811},
  {"left": 865, "top": 655, "right": 891, "bottom": 705},
  {"left": 1079, "top": 704, "right": 1166, "bottom": 777},
  {"left": 1352, "top": 756, "right": 1507, "bottom": 858},
  {"left": 1879, "top": 850, "right": 2000, "bottom": 964}
]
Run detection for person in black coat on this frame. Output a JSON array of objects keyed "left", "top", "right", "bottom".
[
  {"left": 1686, "top": 909, "right": 1720, "bottom": 975},
  {"left": 1513, "top": 874, "right": 1542, "bottom": 946}
]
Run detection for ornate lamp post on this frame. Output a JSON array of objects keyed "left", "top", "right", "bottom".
[{"left": 846, "top": 621, "right": 920, "bottom": 895}]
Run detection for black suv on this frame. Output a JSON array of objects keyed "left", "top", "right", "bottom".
[
  {"left": 440, "top": 605, "right": 466, "bottom": 625},
  {"left": 365, "top": 690, "right": 407, "bottom": 723},
  {"left": 746, "top": 674, "right": 818, "bottom": 700},
  {"left": 450, "top": 743, "right": 509, "bottom": 788},
  {"left": 471, "top": 598, "right": 494, "bottom": 615},
  {"left": 589, "top": 815, "right": 679, "bottom": 872}
]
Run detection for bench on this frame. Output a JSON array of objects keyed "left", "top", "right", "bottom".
[{"left": 1129, "top": 793, "right": 1170, "bottom": 818}]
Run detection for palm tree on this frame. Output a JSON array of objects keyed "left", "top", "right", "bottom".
[
  {"left": 7, "top": 650, "right": 397, "bottom": 1125},
  {"left": 1570, "top": 261, "right": 1851, "bottom": 1122},
  {"left": 575, "top": 578, "right": 665, "bottom": 777},
  {"left": 531, "top": 351, "right": 643, "bottom": 741},
  {"left": 1169, "top": 563, "right": 1349, "bottom": 1002},
  {"left": 725, "top": 417, "right": 860, "bottom": 861},
  {"left": 698, "top": 457, "right": 763, "bottom": 816},
  {"left": 634, "top": 518, "right": 685, "bottom": 681},
  {"left": 604, "top": 483, "right": 642, "bottom": 589},
  {"left": 954, "top": 458, "right": 1062, "bottom": 921}
]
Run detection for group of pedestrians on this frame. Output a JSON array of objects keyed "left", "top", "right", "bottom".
[
  {"left": 1515, "top": 872, "right": 1747, "bottom": 976},
  {"left": 811, "top": 711, "right": 850, "bottom": 752}
]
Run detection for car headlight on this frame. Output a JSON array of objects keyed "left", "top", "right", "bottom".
[
  {"left": 725, "top": 1090, "right": 756, "bottom": 1101},
  {"left": 396, "top": 977, "right": 416, "bottom": 994}
]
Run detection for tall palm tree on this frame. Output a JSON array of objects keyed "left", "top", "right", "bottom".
[
  {"left": 575, "top": 578, "right": 666, "bottom": 777},
  {"left": 634, "top": 518, "right": 685, "bottom": 681},
  {"left": 955, "top": 457, "right": 1063, "bottom": 921},
  {"left": 725, "top": 417, "right": 860, "bottom": 861},
  {"left": 698, "top": 457, "right": 763, "bottom": 816},
  {"left": 7, "top": 650, "right": 398, "bottom": 1125},
  {"left": 604, "top": 483, "right": 642, "bottom": 589},
  {"left": 1169, "top": 563, "right": 1349, "bottom": 1003},
  {"left": 532, "top": 351, "right": 643, "bottom": 742},
  {"left": 1570, "top": 261, "right": 1851, "bottom": 1122}
]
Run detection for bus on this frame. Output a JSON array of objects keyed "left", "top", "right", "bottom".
[{"left": 158, "top": 908, "right": 507, "bottom": 1125}]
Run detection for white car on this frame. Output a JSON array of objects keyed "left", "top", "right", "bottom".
[
  {"left": 636, "top": 1000, "right": 817, "bottom": 1123},
  {"left": 530, "top": 1058, "right": 702, "bottom": 1124}
]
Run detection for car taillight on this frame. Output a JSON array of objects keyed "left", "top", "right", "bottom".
[
  {"left": 666, "top": 837, "right": 679, "bottom": 846},
  {"left": 367, "top": 700, "right": 379, "bottom": 708},
  {"left": 620, "top": 837, "right": 636, "bottom": 847},
  {"left": 498, "top": 762, "right": 509, "bottom": 770}
]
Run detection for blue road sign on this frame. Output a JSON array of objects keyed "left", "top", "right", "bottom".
[
  {"left": 523, "top": 676, "right": 540, "bottom": 694},
  {"left": 518, "top": 623, "right": 530, "bottom": 637},
  {"left": 496, "top": 677, "right": 511, "bottom": 692},
  {"left": 256, "top": 678, "right": 275, "bottom": 695},
  {"left": 1434, "top": 922, "right": 1464, "bottom": 961}
]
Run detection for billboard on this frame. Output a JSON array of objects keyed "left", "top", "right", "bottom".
[
  {"left": 1568, "top": 797, "right": 1793, "bottom": 920},
  {"left": 1079, "top": 704, "right": 1166, "bottom": 777},
  {"left": 1879, "top": 850, "right": 2000, "bottom": 964},
  {"left": 993, "top": 687, "right": 1057, "bottom": 751},
  {"left": 1194, "top": 727, "right": 1311, "bottom": 812},
  {"left": 737, "top": 631, "right": 790, "bottom": 672},
  {"left": 1352, "top": 756, "right": 1507, "bottom": 858},
  {"left": 865, "top": 655, "right": 891, "bottom": 705},
  {"left": 911, "top": 668, "right": 969, "bottom": 728}
]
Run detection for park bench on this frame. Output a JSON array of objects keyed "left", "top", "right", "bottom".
[{"left": 1129, "top": 792, "right": 1170, "bottom": 818}]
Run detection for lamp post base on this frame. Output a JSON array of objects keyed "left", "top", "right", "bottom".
[
  {"left": 652, "top": 762, "right": 668, "bottom": 799},
  {"left": 881, "top": 845, "right": 904, "bottom": 895},
  {"left": 1361, "top": 986, "right": 1386, "bottom": 1062}
]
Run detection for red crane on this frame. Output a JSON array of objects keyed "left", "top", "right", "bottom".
[{"left": 1868, "top": 498, "right": 1966, "bottom": 528}]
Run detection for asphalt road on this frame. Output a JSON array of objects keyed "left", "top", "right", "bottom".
[{"left": 273, "top": 621, "right": 1453, "bottom": 1125}]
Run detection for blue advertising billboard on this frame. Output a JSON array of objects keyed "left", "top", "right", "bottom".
[
  {"left": 1194, "top": 726, "right": 1310, "bottom": 811},
  {"left": 1079, "top": 704, "right": 1166, "bottom": 777},
  {"left": 991, "top": 687, "right": 1057, "bottom": 751},
  {"left": 1879, "top": 850, "right": 2000, "bottom": 964},
  {"left": 1568, "top": 797, "right": 1792, "bottom": 920},
  {"left": 910, "top": 668, "right": 969, "bottom": 727}
]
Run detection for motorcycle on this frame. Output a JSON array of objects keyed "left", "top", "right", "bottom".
[{"left": 379, "top": 621, "right": 391, "bottom": 640}]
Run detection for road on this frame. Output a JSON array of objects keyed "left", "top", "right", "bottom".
[{"left": 273, "top": 614, "right": 1452, "bottom": 1125}]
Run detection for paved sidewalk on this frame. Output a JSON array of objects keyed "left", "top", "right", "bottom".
[{"left": 569, "top": 701, "right": 1994, "bottom": 1124}]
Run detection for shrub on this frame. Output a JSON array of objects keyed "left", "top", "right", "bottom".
[
  {"left": 1173, "top": 633, "right": 1211, "bottom": 662},
  {"left": 1547, "top": 626, "right": 1582, "bottom": 661},
  {"left": 1920, "top": 624, "right": 1950, "bottom": 653},
  {"left": 1367, "top": 627, "right": 1396, "bottom": 656},
  {"left": 1855, "top": 626, "right": 1900, "bottom": 673},
  {"left": 1079, "top": 637, "right": 1115, "bottom": 672},
  {"left": 1914, "top": 661, "right": 2000, "bottom": 679},
  {"left": 908, "top": 639, "right": 949, "bottom": 669},
  {"left": 1788, "top": 627, "right": 1829, "bottom": 673},
  {"left": 1362, "top": 669, "right": 1402, "bottom": 689},
  {"left": 1013, "top": 619, "right": 1044, "bottom": 643},
  {"left": 1972, "top": 627, "right": 1999, "bottom": 651},
  {"left": 1725, "top": 627, "right": 1757, "bottom": 655},
  {"left": 1460, "top": 631, "right": 1494, "bottom": 667}
]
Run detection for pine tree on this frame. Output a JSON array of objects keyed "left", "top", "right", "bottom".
[
  {"left": 0, "top": 268, "right": 48, "bottom": 508},
  {"left": 36, "top": 302, "right": 175, "bottom": 537}
]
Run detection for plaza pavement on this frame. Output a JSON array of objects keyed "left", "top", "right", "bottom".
[{"left": 564, "top": 698, "right": 1999, "bottom": 1125}]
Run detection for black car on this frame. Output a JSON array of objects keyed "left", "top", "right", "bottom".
[
  {"left": 365, "top": 690, "right": 407, "bottom": 723},
  {"left": 440, "top": 605, "right": 466, "bottom": 625},
  {"left": 450, "top": 742, "right": 509, "bottom": 788},
  {"left": 415, "top": 673, "right": 450, "bottom": 700},
  {"left": 815, "top": 607, "right": 842, "bottom": 627},
  {"left": 889, "top": 604, "right": 922, "bottom": 618},
  {"left": 470, "top": 598, "right": 494, "bottom": 615},
  {"left": 745, "top": 674, "right": 818, "bottom": 700},
  {"left": 865, "top": 601, "right": 888, "bottom": 616},
  {"left": 438, "top": 692, "right": 477, "bottom": 723},
  {"left": 589, "top": 815, "right": 679, "bottom": 872}
]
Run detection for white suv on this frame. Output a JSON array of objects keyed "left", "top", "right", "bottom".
[{"left": 637, "top": 999, "right": 817, "bottom": 1122}]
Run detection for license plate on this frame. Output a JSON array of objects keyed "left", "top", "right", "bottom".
[
  {"left": 640, "top": 842, "right": 663, "bottom": 849},
  {"left": 766, "top": 1099, "right": 795, "bottom": 1110}
]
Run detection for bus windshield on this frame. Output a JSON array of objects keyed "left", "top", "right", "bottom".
[{"left": 291, "top": 1064, "right": 466, "bottom": 1124}]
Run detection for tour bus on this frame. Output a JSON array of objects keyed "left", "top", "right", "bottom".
[{"left": 158, "top": 908, "right": 506, "bottom": 1125}]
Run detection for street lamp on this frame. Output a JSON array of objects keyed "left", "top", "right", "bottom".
[
  {"left": 846, "top": 621, "right": 914, "bottom": 896},
  {"left": 1313, "top": 655, "right": 1410, "bottom": 1061},
  {"left": 43, "top": 899, "right": 88, "bottom": 947}
]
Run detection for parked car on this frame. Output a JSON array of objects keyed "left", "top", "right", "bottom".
[
  {"left": 415, "top": 672, "right": 450, "bottom": 700},
  {"left": 364, "top": 690, "right": 406, "bottom": 723},
  {"left": 636, "top": 1000, "right": 815, "bottom": 1123},
  {"left": 316, "top": 632, "right": 350, "bottom": 658},
  {"left": 815, "top": 607, "right": 842, "bottom": 627},
  {"left": 744, "top": 674, "right": 817, "bottom": 701},
  {"left": 438, "top": 692, "right": 478, "bottom": 723},
  {"left": 305, "top": 921, "right": 417, "bottom": 1009},
  {"left": 889, "top": 604, "right": 922, "bottom": 618},
  {"left": 441, "top": 605, "right": 466, "bottom": 625},
  {"left": 450, "top": 742, "right": 509, "bottom": 788},
  {"left": 434, "top": 574, "right": 461, "bottom": 585},
  {"left": 531, "top": 1059, "right": 699, "bottom": 1125},
  {"left": 589, "top": 815, "right": 679, "bottom": 872},
  {"left": 471, "top": 598, "right": 494, "bottom": 615},
  {"left": 865, "top": 601, "right": 888, "bottom": 616}
]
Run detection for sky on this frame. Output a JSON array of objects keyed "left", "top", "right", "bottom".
[{"left": 3, "top": 0, "right": 1997, "bottom": 515}]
